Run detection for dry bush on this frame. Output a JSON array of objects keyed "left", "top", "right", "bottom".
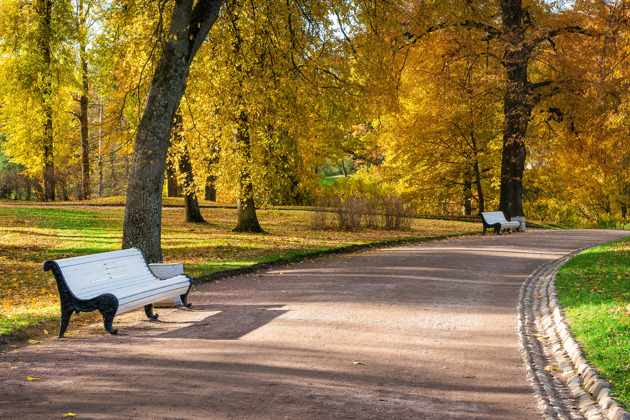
[
  {"left": 336, "top": 195, "right": 368, "bottom": 230},
  {"left": 310, "top": 197, "right": 330, "bottom": 229},
  {"left": 310, "top": 193, "right": 413, "bottom": 231},
  {"left": 381, "top": 195, "right": 413, "bottom": 230}
]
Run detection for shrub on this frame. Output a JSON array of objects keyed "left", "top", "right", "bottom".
[{"left": 310, "top": 193, "right": 413, "bottom": 231}]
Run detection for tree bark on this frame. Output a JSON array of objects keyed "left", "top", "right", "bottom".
[
  {"left": 79, "top": 40, "right": 90, "bottom": 200},
  {"left": 473, "top": 159, "right": 484, "bottom": 213},
  {"left": 469, "top": 130, "right": 485, "bottom": 214},
  {"left": 39, "top": 0, "right": 55, "bottom": 201},
  {"left": 98, "top": 98, "right": 104, "bottom": 198},
  {"left": 462, "top": 176, "right": 473, "bottom": 216},
  {"left": 232, "top": 111, "right": 263, "bottom": 233},
  {"left": 122, "top": 0, "right": 224, "bottom": 262},
  {"left": 179, "top": 148, "right": 205, "bottom": 223},
  {"left": 166, "top": 160, "right": 179, "bottom": 197},
  {"left": 204, "top": 176, "right": 217, "bottom": 201},
  {"left": 173, "top": 113, "right": 204, "bottom": 223},
  {"left": 622, "top": 184, "right": 629, "bottom": 219},
  {"left": 499, "top": 0, "right": 533, "bottom": 219}
]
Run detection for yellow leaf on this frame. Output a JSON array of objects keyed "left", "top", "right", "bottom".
[
  {"left": 544, "top": 365, "right": 558, "bottom": 372},
  {"left": 351, "top": 361, "right": 363, "bottom": 365},
  {"left": 43, "top": 330, "right": 49, "bottom": 335},
  {"left": 63, "top": 414, "right": 76, "bottom": 418},
  {"left": 10, "top": 366, "right": 18, "bottom": 369},
  {"left": 28, "top": 340, "right": 43, "bottom": 344},
  {"left": 26, "top": 376, "right": 40, "bottom": 381}
]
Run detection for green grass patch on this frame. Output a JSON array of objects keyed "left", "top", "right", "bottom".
[
  {"left": 0, "top": 203, "right": 477, "bottom": 338},
  {"left": 556, "top": 238, "right": 630, "bottom": 408}
]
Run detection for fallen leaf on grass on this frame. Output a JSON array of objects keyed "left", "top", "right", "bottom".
[{"left": 26, "top": 376, "right": 40, "bottom": 381}]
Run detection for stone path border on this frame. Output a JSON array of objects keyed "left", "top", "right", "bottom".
[{"left": 518, "top": 249, "right": 630, "bottom": 420}]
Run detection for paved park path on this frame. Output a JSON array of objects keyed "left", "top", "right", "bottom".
[{"left": 1, "top": 229, "right": 629, "bottom": 419}]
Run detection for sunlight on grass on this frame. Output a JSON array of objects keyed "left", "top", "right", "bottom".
[
  {"left": 0, "top": 204, "right": 477, "bottom": 337},
  {"left": 556, "top": 238, "right": 630, "bottom": 409}
]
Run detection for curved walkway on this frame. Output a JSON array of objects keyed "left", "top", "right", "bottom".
[{"left": 1, "top": 229, "right": 628, "bottom": 419}]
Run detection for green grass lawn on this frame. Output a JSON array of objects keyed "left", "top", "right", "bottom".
[
  {"left": 556, "top": 238, "right": 630, "bottom": 408},
  {"left": 0, "top": 201, "right": 477, "bottom": 338}
]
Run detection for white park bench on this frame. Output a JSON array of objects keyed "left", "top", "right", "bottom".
[
  {"left": 43, "top": 248, "right": 192, "bottom": 338},
  {"left": 479, "top": 211, "right": 522, "bottom": 235}
]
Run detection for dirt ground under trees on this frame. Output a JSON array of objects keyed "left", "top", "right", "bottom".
[{"left": 1, "top": 229, "right": 628, "bottom": 419}]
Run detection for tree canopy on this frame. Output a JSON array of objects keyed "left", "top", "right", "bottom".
[{"left": 0, "top": 0, "right": 628, "bottom": 258}]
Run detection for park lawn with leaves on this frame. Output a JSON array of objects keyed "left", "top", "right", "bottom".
[
  {"left": 556, "top": 238, "right": 630, "bottom": 409},
  {"left": 0, "top": 201, "right": 477, "bottom": 337}
]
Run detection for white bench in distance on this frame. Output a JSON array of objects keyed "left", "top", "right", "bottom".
[
  {"left": 479, "top": 211, "right": 522, "bottom": 235},
  {"left": 44, "top": 248, "right": 192, "bottom": 338}
]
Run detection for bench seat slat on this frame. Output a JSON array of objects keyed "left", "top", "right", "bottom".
[
  {"left": 113, "top": 276, "right": 190, "bottom": 302},
  {"left": 65, "top": 271, "right": 159, "bottom": 294},
  {"left": 70, "top": 275, "right": 159, "bottom": 300},
  {"left": 54, "top": 249, "right": 147, "bottom": 268},
  {"left": 117, "top": 283, "right": 191, "bottom": 315},
  {"left": 70, "top": 274, "right": 190, "bottom": 300},
  {"left": 59, "top": 259, "right": 149, "bottom": 277}
]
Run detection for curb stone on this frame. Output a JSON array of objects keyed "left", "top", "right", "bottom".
[{"left": 518, "top": 250, "right": 630, "bottom": 420}]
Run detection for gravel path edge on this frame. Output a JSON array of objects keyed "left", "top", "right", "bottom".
[{"left": 518, "top": 249, "right": 630, "bottom": 420}]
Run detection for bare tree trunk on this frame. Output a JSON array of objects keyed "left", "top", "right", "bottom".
[
  {"left": 122, "top": 0, "right": 223, "bottom": 263},
  {"left": 622, "top": 184, "right": 629, "bottom": 219},
  {"left": 462, "top": 177, "right": 473, "bottom": 216},
  {"left": 39, "top": 0, "right": 55, "bottom": 202},
  {"left": 473, "top": 160, "right": 484, "bottom": 213},
  {"left": 469, "top": 131, "right": 485, "bottom": 214},
  {"left": 173, "top": 113, "right": 204, "bottom": 222},
  {"left": 204, "top": 176, "right": 217, "bottom": 201},
  {"left": 98, "top": 98, "right": 104, "bottom": 198},
  {"left": 499, "top": 0, "right": 533, "bottom": 219},
  {"left": 179, "top": 149, "right": 205, "bottom": 223},
  {"left": 166, "top": 163, "right": 179, "bottom": 197},
  {"left": 233, "top": 111, "right": 263, "bottom": 233},
  {"left": 79, "top": 40, "right": 90, "bottom": 200}
]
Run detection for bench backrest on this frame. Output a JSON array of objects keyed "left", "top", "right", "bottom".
[
  {"left": 480, "top": 211, "right": 509, "bottom": 225},
  {"left": 53, "top": 248, "right": 156, "bottom": 300}
]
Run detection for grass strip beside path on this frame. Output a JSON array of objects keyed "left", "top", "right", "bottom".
[
  {"left": 556, "top": 238, "right": 630, "bottom": 409},
  {"left": 0, "top": 203, "right": 477, "bottom": 338}
]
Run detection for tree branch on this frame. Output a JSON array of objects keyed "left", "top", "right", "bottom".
[
  {"left": 188, "top": 0, "right": 225, "bottom": 63},
  {"left": 528, "top": 25, "right": 597, "bottom": 50}
]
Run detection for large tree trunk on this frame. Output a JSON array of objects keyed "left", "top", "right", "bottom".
[
  {"left": 462, "top": 176, "right": 473, "bottom": 216},
  {"left": 469, "top": 131, "right": 485, "bottom": 214},
  {"left": 79, "top": 41, "right": 90, "bottom": 200},
  {"left": 179, "top": 148, "right": 205, "bottom": 223},
  {"left": 121, "top": 0, "right": 223, "bottom": 263},
  {"left": 473, "top": 159, "right": 484, "bottom": 213},
  {"left": 40, "top": 0, "right": 55, "bottom": 202},
  {"left": 232, "top": 112, "right": 263, "bottom": 233},
  {"left": 173, "top": 113, "right": 204, "bottom": 223},
  {"left": 204, "top": 175, "right": 217, "bottom": 201},
  {"left": 166, "top": 160, "right": 179, "bottom": 197},
  {"left": 499, "top": 0, "right": 533, "bottom": 219},
  {"left": 98, "top": 98, "right": 104, "bottom": 198}
]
